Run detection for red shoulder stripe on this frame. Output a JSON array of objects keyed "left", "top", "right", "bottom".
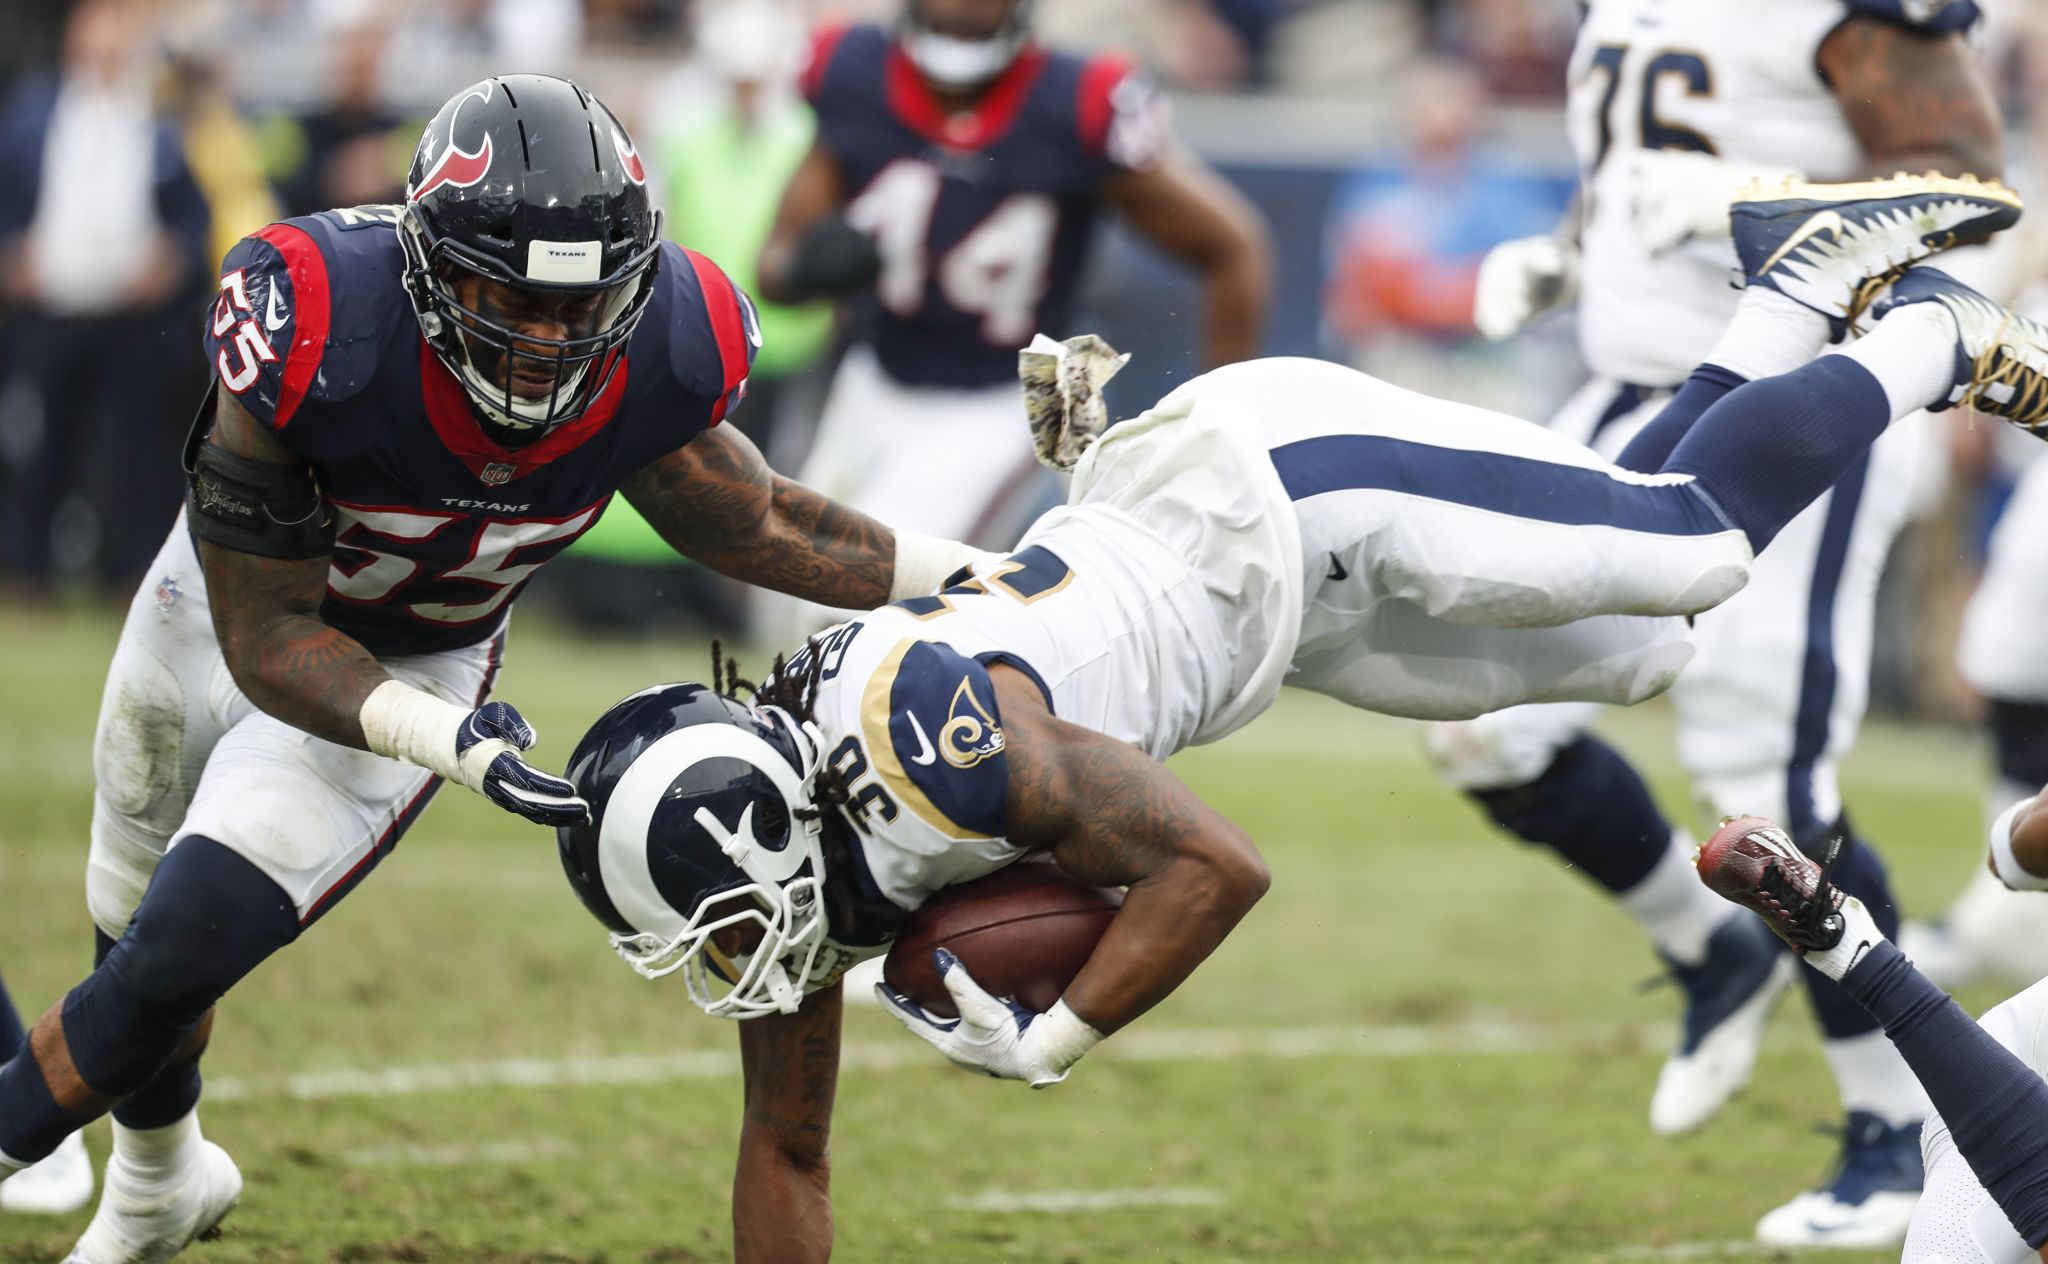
[
  {"left": 252, "top": 223, "right": 331, "bottom": 429},
  {"left": 683, "top": 248, "right": 750, "bottom": 427},
  {"left": 1077, "top": 55, "right": 1136, "bottom": 158},
  {"left": 800, "top": 24, "right": 849, "bottom": 105}
]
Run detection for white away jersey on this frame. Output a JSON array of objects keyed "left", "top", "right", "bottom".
[
  {"left": 797, "top": 386, "right": 1308, "bottom": 913},
  {"left": 1568, "top": 0, "right": 1980, "bottom": 385}
]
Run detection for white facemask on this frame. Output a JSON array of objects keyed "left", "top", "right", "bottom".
[{"left": 902, "top": 29, "right": 1022, "bottom": 90}]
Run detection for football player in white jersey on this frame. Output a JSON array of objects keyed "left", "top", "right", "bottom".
[
  {"left": 554, "top": 176, "right": 2036, "bottom": 1262},
  {"left": 1434, "top": 0, "right": 2004, "bottom": 1244}
]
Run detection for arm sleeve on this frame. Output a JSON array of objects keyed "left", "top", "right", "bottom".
[{"left": 200, "top": 224, "right": 331, "bottom": 432}]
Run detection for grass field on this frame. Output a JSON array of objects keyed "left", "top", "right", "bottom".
[{"left": 0, "top": 600, "right": 2019, "bottom": 1263}]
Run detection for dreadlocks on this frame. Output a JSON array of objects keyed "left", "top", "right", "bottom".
[
  {"left": 707, "top": 639, "right": 856, "bottom": 821},
  {"left": 708, "top": 639, "right": 906, "bottom": 942}
]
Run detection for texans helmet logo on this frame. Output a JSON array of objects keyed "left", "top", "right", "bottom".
[
  {"left": 410, "top": 82, "right": 496, "bottom": 201},
  {"left": 611, "top": 129, "right": 647, "bottom": 186}
]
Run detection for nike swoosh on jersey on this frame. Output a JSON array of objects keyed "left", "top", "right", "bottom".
[
  {"left": 264, "top": 283, "right": 288, "bottom": 332},
  {"left": 1328, "top": 552, "right": 1349, "bottom": 582},
  {"left": 904, "top": 711, "right": 938, "bottom": 766},
  {"left": 1759, "top": 210, "right": 1846, "bottom": 274}
]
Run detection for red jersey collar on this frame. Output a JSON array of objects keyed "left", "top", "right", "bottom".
[
  {"left": 884, "top": 42, "right": 1049, "bottom": 150},
  {"left": 418, "top": 341, "right": 628, "bottom": 484}
]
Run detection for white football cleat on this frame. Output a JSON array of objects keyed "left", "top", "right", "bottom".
[
  {"left": 64, "top": 1140, "right": 241, "bottom": 1264},
  {"left": 1752, "top": 1111, "right": 1923, "bottom": 1250},
  {"left": 1648, "top": 915, "right": 1797, "bottom": 1136},
  {"left": 0, "top": 1132, "right": 94, "bottom": 1214}
]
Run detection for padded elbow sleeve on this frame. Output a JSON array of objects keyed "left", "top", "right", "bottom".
[{"left": 184, "top": 430, "right": 334, "bottom": 561}]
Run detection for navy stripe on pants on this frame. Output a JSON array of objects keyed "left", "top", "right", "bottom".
[{"left": 1269, "top": 435, "right": 1727, "bottom": 537}]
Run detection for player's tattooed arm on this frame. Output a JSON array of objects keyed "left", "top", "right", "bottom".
[
  {"left": 988, "top": 666, "right": 1270, "bottom": 1035},
  {"left": 196, "top": 393, "right": 391, "bottom": 749},
  {"left": 624, "top": 426, "right": 897, "bottom": 609},
  {"left": 1822, "top": 16, "right": 2003, "bottom": 179},
  {"left": 1102, "top": 153, "right": 1272, "bottom": 367},
  {"left": 734, "top": 982, "right": 842, "bottom": 1264}
]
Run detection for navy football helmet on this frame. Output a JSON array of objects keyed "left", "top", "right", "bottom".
[
  {"left": 557, "top": 683, "right": 832, "bottom": 1018},
  {"left": 400, "top": 74, "right": 662, "bottom": 435},
  {"left": 900, "top": 0, "right": 1035, "bottom": 90}
]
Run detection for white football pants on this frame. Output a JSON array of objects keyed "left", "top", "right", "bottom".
[
  {"left": 1426, "top": 375, "right": 1934, "bottom": 834},
  {"left": 88, "top": 519, "right": 501, "bottom": 934}
]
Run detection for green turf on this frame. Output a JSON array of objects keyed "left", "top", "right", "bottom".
[{"left": 0, "top": 601, "right": 2017, "bottom": 1262}]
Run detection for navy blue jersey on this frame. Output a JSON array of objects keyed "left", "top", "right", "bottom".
[
  {"left": 802, "top": 24, "right": 1167, "bottom": 389},
  {"left": 200, "top": 203, "right": 758, "bottom": 657}
]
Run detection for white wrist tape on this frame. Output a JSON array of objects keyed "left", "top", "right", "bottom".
[
  {"left": 1989, "top": 797, "right": 2048, "bottom": 892},
  {"left": 890, "top": 530, "right": 994, "bottom": 602},
  {"left": 359, "top": 680, "right": 493, "bottom": 793},
  {"left": 1035, "top": 1000, "right": 1105, "bottom": 1076}
]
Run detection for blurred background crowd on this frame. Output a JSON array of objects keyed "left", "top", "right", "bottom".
[{"left": 0, "top": 0, "right": 2044, "bottom": 720}]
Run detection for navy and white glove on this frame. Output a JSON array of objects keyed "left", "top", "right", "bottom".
[
  {"left": 875, "top": 948, "right": 1104, "bottom": 1088},
  {"left": 454, "top": 702, "right": 590, "bottom": 826},
  {"left": 359, "top": 682, "right": 590, "bottom": 827}
]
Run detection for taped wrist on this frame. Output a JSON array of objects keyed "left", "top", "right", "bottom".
[
  {"left": 891, "top": 530, "right": 996, "bottom": 601},
  {"left": 1034, "top": 1000, "right": 1105, "bottom": 1076},
  {"left": 1989, "top": 797, "right": 2048, "bottom": 891},
  {"left": 185, "top": 443, "right": 334, "bottom": 560},
  {"left": 359, "top": 680, "right": 472, "bottom": 787}
]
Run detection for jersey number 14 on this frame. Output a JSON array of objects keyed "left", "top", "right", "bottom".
[{"left": 846, "top": 159, "right": 1057, "bottom": 346}]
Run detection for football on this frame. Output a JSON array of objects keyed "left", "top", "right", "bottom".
[{"left": 882, "top": 862, "right": 1123, "bottom": 1019}]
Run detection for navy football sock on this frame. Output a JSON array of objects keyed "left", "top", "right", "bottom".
[
  {"left": 1842, "top": 941, "right": 2048, "bottom": 1247},
  {"left": 92, "top": 931, "right": 206, "bottom": 1132},
  {"left": 1662, "top": 357, "right": 1893, "bottom": 553},
  {"left": 1796, "top": 822, "right": 1901, "bottom": 1041},
  {"left": 1613, "top": 364, "right": 1747, "bottom": 474},
  {"left": 0, "top": 971, "right": 24, "bottom": 1064},
  {"left": 1469, "top": 736, "right": 1667, "bottom": 894}
]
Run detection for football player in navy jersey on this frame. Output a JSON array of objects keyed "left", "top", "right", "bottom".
[
  {"left": 756, "top": 0, "right": 1271, "bottom": 634},
  {"left": 0, "top": 75, "right": 994, "bottom": 1264}
]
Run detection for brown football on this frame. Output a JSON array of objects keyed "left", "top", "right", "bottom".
[{"left": 883, "top": 862, "right": 1123, "bottom": 1019}]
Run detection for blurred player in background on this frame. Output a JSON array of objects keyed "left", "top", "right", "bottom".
[
  {"left": 554, "top": 175, "right": 2036, "bottom": 1263},
  {"left": 0, "top": 74, "right": 991, "bottom": 1264},
  {"left": 1427, "top": 0, "right": 2003, "bottom": 1244},
  {"left": 755, "top": 0, "right": 1271, "bottom": 637}
]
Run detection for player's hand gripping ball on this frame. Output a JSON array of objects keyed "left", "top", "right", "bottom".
[{"left": 881, "top": 862, "right": 1122, "bottom": 1017}]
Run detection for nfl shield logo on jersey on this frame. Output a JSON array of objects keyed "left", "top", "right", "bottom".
[{"left": 479, "top": 462, "right": 516, "bottom": 487}]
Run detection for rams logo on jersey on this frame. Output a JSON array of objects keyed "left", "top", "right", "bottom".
[
  {"left": 861, "top": 638, "right": 1012, "bottom": 840},
  {"left": 940, "top": 675, "right": 1005, "bottom": 769}
]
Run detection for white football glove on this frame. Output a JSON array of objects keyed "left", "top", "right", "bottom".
[
  {"left": 1628, "top": 150, "right": 1799, "bottom": 256},
  {"left": 1472, "top": 236, "right": 1578, "bottom": 342},
  {"left": 875, "top": 948, "right": 1104, "bottom": 1088}
]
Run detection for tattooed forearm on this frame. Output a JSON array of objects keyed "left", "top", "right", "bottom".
[
  {"left": 989, "top": 667, "right": 1269, "bottom": 1033},
  {"left": 199, "top": 543, "right": 391, "bottom": 749},
  {"left": 626, "top": 428, "right": 896, "bottom": 609},
  {"left": 1822, "top": 17, "right": 2002, "bottom": 178}
]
